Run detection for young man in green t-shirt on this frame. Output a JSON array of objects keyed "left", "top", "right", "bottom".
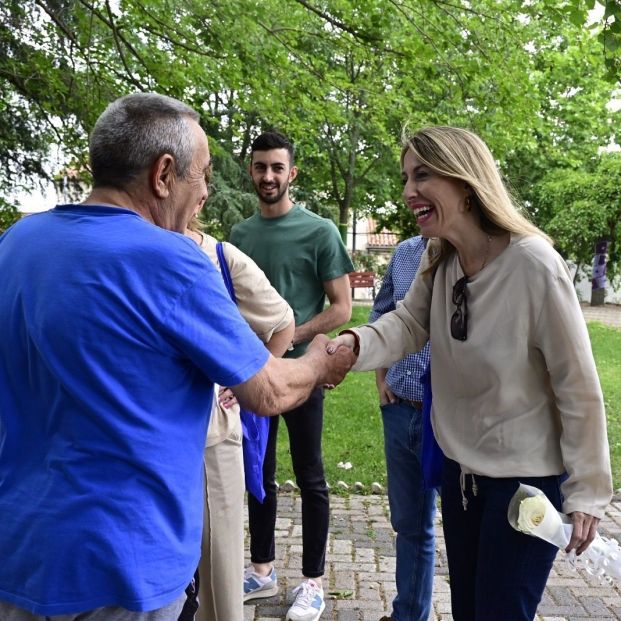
[{"left": 231, "top": 131, "right": 354, "bottom": 621}]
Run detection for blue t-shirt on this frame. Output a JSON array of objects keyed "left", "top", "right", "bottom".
[{"left": 0, "top": 205, "right": 269, "bottom": 615}]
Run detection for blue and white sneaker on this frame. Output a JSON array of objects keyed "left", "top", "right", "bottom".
[
  {"left": 243, "top": 565, "right": 278, "bottom": 601},
  {"left": 286, "top": 579, "right": 325, "bottom": 621}
]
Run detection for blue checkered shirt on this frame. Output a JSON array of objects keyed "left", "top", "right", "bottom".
[{"left": 369, "top": 236, "right": 430, "bottom": 402}]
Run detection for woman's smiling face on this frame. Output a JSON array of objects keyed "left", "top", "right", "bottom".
[{"left": 401, "top": 148, "right": 470, "bottom": 239}]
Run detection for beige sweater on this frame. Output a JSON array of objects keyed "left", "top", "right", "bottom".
[
  {"left": 352, "top": 234, "right": 612, "bottom": 517},
  {"left": 199, "top": 235, "right": 293, "bottom": 447}
]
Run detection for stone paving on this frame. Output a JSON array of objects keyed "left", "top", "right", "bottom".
[
  {"left": 243, "top": 305, "right": 621, "bottom": 621},
  {"left": 243, "top": 494, "right": 621, "bottom": 621}
]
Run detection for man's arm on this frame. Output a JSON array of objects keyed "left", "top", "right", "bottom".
[
  {"left": 293, "top": 274, "right": 352, "bottom": 345},
  {"left": 375, "top": 368, "right": 396, "bottom": 406},
  {"left": 217, "top": 317, "right": 296, "bottom": 411},
  {"left": 231, "top": 334, "right": 355, "bottom": 415}
]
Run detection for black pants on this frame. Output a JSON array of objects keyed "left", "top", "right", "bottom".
[
  {"left": 441, "top": 458, "right": 562, "bottom": 621},
  {"left": 248, "top": 387, "right": 328, "bottom": 578}
]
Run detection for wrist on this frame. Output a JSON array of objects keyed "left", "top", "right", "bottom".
[{"left": 338, "top": 329, "right": 360, "bottom": 356}]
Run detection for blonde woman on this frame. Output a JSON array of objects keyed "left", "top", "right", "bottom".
[{"left": 328, "top": 126, "right": 612, "bottom": 621}]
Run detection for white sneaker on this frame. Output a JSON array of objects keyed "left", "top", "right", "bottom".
[
  {"left": 243, "top": 565, "right": 278, "bottom": 601},
  {"left": 286, "top": 579, "right": 325, "bottom": 621}
]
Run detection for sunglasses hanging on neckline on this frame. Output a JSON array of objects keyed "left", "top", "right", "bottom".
[{"left": 451, "top": 276, "right": 468, "bottom": 341}]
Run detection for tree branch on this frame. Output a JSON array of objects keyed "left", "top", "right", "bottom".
[{"left": 292, "top": 0, "right": 382, "bottom": 43}]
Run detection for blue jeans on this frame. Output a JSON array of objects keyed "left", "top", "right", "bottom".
[
  {"left": 381, "top": 401, "right": 437, "bottom": 621},
  {"left": 441, "top": 458, "right": 562, "bottom": 621}
]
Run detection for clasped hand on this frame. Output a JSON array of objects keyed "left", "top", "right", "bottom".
[
  {"left": 307, "top": 333, "right": 356, "bottom": 388},
  {"left": 325, "top": 332, "right": 357, "bottom": 355}
]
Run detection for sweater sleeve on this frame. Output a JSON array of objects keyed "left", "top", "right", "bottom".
[
  {"left": 534, "top": 263, "right": 612, "bottom": 517},
  {"left": 352, "top": 245, "right": 433, "bottom": 371}
]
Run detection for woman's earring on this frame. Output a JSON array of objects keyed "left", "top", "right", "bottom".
[{"left": 465, "top": 196, "right": 471, "bottom": 212}]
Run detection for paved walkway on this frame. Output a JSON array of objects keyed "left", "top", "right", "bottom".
[
  {"left": 581, "top": 303, "right": 621, "bottom": 329},
  {"left": 243, "top": 495, "right": 621, "bottom": 621},
  {"left": 243, "top": 305, "right": 621, "bottom": 620}
]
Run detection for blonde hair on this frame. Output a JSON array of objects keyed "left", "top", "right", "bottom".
[
  {"left": 186, "top": 215, "right": 205, "bottom": 233},
  {"left": 400, "top": 126, "right": 551, "bottom": 269}
]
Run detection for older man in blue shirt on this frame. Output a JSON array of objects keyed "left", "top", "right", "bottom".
[
  {"left": 0, "top": 93, "right": 354, "bottom": 621},
  {"left": 370, "top": 235, "right": 436, "bottom": 621}
]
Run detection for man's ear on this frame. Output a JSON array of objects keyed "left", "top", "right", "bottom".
[
  {"left": 289, "top": 165, "right": 298, "bottom": 183},
  {"left": 151, "top": 153, "right": 176, "bottom": 199}
]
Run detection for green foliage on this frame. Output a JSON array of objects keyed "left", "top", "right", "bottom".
[
  {"left": 200, "top": 149, "right": 257, "bottom": 240},
  {"left": 533, "top": 152, "right": 621, "bottom": 277},
  {"left": 0, "top": 0, "right": 617, "bottom": 246},
  {"left": 350, "top": 250, "right": 387, "bottom": 279},
  {"left": 374, "top": 203, "right": 419, "bottom": 243},
  {"left": 551, "top": 1, "right": 621, "bottom": 81},
  {"left": 600, "top": 0, "right": 621, "bottom": 80},
  {"left": 0, "top": 197, "right": 20, "bottom": 233}
]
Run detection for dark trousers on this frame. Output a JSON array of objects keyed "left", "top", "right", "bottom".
[
  {"left": 248, "top": 387, "right": 328, "bottom": 578},
  {"left": 441, "top": 458, "right": 562, "bottom": 621}
]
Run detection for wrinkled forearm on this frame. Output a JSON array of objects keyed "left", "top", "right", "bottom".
[
  {"left": 231, "top": 335, "right": 355, "bottom": 415},
  {"left": 231, "top": 355, "right": 319, "bottom": 416}
]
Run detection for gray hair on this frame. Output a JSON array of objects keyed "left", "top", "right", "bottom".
[{"left": 89, "top": 92, "right": 200, "bottom": 189}]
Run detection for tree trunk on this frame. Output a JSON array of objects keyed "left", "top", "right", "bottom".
[{"left": 590, "top": 238, "right": 608, "bottom": 306}]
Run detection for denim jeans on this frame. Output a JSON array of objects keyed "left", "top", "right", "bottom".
[
  {"left": 381, "top": 401, "right": 437, "bottom": 621},
  {"left": 248, "top": 387, "right": 328, "bottom": 578},
  {"left": 441, "top": 458, "right": 562, "bottom": 621}
]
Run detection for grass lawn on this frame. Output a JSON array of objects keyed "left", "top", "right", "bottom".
[
  {"left": 275, "top": 306, "right": 621, "bottom": 493},
  {"left": 589, "top": 321, "right": 621, "bottom": 489}
]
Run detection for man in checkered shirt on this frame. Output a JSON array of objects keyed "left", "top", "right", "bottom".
[{"left": 369, "top": 235, "right": 436, "bottom": 621}]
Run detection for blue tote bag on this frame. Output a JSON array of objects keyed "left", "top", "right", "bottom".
[
  {"left": 216, "top": 242, "right": 269, "bottom": 502},
  {"left": 421, "top": 362, "right": 443, "bottom": 490}
]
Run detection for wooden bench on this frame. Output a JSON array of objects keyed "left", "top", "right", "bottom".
[{"left": 348, "top": 271, "right": 376, "bottom": 299}]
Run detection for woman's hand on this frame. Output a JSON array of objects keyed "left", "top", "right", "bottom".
[
  {"left": 218, "top": 386, "right": 238, "bottom": 409},
  {"left": 375, "top": 368, "right": 396, "bottom": 406},
  {"left": 325, "top": 332, "right": 357, "bottom": 354},
  {"left": 566, "top": 511, "right": 600, "bottom": 555}
]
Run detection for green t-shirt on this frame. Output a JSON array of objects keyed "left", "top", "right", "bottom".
[{"left": 230, "top": 204, "right": 354, "bottom": 357}]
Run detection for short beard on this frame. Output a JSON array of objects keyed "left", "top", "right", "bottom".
[{"left": 254, "top": 181, "right": 289, "bottom": 205}]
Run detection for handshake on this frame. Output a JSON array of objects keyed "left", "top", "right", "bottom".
[
  {"left": 305, "top": 331, "right": 359, "bottom": 389},
  {"left": 231, "top": 331, "right": 360, "bottom": 417}
]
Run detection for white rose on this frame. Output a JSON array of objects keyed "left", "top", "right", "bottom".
[
  {"left": 516, "top": 493, "right": 569, "bottom": 548},
  {"left": 517, "top": 496, "right": 547, "bottom": 533}
]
